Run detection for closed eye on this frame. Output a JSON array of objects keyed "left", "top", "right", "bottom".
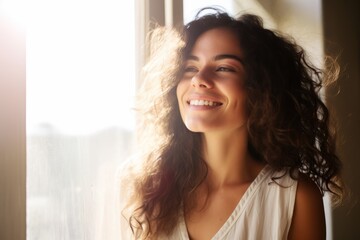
[
  {"left": 216, "top": 66, "right": 236, "bottom": 72},
  {"left": 184, "top": 66, "right": 198, "bottom": 73}
]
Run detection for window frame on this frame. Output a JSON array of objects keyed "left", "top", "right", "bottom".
[{"left": 0, "top": 16, "right": 26, "bottom": 240}]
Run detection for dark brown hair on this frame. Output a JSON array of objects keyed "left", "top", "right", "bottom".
[{"left": 125, "top": 8, "right": 343, "bottom": 239}]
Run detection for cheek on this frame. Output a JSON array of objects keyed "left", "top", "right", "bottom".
[
  {"left": 176, "top": 81, "right": 188, "bottom": 123},
  {"left": 176, "top": 80, "right": 186, "bottom": 104},
  {"left": 176, "top": 85, "right": 181, "bottom": 106},
  {"left": 230, "top": 87, "right": 248, "bottom": 115}
]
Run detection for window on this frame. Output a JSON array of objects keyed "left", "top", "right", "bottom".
[{"left": 26, "top": 1, "right": 135, "bottom": 239}]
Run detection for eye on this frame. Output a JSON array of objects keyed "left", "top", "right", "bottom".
[
  {"left": 216, "top": 66, "right": 236, "bottom": 72},
  {"left": 184, "top": 66, "right": 198, "bottom": 73}
]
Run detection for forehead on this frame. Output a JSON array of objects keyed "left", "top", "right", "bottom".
[{"left": 190, "top": 27, "right": 243, "bottom": 57}]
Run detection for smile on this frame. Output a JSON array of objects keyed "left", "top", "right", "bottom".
[{"left": 188, "top": 99, "right": 223, "bottom": 106}]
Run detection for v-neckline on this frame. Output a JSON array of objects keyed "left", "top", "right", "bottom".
[{"left": 180, "top": 164, "right": 271, "bottom": 240}]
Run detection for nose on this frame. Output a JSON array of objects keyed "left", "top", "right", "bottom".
[{"left": 191, "top": 70, "right": 213, "bottom": 88}]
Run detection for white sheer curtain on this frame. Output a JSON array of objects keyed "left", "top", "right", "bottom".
[{"left": 26, "top": 1, "right": 135, "bottom": 239}]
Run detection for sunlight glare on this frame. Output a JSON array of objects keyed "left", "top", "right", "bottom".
[
  {"left": 27, "top": 0, "right": 135, "bottom": 135},
  {"left": 1, "top": 0, "right": 29, "bottom": 26}
]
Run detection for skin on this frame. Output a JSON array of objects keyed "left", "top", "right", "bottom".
[
  {"left": 288, "top": 173, "right": 326, "bottom": 240},
  {"left": 176, "top": 27, "right": 325, "bottom": 240},
  {"left": 177, "top": 28, "right": 248, "bottom": 135}
]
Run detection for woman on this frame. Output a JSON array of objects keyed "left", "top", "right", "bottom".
[{"left": 119, "top": 8, "right": 343, "bottom": 240}]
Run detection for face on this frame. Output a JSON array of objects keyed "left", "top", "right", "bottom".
[{"left": 176, "top": 27, "right": 248, "bottom": 134}]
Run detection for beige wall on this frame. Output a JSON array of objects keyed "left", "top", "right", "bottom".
[{"left": 323, "top": 1, "right": 360, "bottom": 239}]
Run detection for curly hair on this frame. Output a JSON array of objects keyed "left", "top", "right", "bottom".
[{"left": 124, "top": 8, "right": 343, "bottom": 239}]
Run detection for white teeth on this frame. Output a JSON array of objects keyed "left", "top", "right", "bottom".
[{"left": 189, "top": 100, "right": 220, "bottom": 106}]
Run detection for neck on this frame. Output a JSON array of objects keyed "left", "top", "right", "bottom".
[{"left": 201, "top": 129, "right": 261, "bottom": 188}]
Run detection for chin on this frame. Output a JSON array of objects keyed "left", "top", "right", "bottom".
[
  {"left": 184, "top": 122, "right": 204, "bottom": 133},
  {"left": 184, "top": 125, "right": 203, "bottom": 133},
  {"left": 184, "top": 122, "right": 217, "bottom": 133}
]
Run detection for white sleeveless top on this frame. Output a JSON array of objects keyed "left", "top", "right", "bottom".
[{"left": 119, "top": 165, "right": 298, "bottom": 240}]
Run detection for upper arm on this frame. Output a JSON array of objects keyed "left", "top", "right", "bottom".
[{"left": 288, "top": 174, "right": 326, "bottom": 240}]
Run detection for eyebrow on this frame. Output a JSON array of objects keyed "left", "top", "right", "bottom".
[{"left": 187, "top": 54, "right": 244, "bottom": 64}]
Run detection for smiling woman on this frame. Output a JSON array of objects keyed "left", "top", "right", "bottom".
[{"left": 119, "top": 8, "right": 344, "bottom": 240}]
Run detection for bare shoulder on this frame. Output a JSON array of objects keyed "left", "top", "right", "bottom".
[{"left": 288, "top": 173, "right": 326, "bottom": 240}]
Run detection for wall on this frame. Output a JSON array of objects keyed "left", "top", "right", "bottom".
[{"left": 323, "top": 1, "right": 360, "bottom": 239}]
